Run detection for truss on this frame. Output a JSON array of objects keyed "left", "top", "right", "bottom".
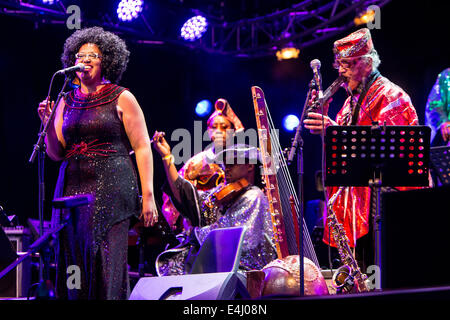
[{"left": 0, "top": 0, "right": 391, "bottom": 58}]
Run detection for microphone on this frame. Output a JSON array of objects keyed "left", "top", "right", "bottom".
[
  {"left": 310, "top": 59, "right": 323, "bottom": 98},
  {"left": 56, "top": 63, "right": 85, "bottom": 75}
]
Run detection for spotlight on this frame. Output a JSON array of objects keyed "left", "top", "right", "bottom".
[
  {"left": 354, "top": 9, "right": 376, "bottom": 26},
  {"left": 181, "top": 15, "right": 208, "bottom": 41},
  {"left": 117, "top": 0, "right": 144, "bottom": 22},
  {"left": 42, "top": 0, "right": 56, "bottom": 4},
  {"left": 283, "top": 114, "right": 300, "bottom": 131},
  {"left": 195, "top": 99, "right": 212, "bottom": 117},
  {"left": 276, "top": 44, "right": 300, "bottom": 61}
]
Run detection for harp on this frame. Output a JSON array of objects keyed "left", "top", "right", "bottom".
[{"left": 251, "top": 86, "right": 319, "bottom": 266}]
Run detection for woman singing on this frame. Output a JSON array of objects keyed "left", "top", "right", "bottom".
[{"left": 37, "top": 26, "right": 158, "bottom": 299}]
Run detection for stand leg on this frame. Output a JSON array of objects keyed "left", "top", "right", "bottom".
[
  {"left": 298, "top": 146, "right": 304, "bottom": 297},
  {"left": 371, "top": 179, "right": 382, "bottom": 290},
  {"left": 36, "top": 243, "right": 56, "bottom": 299},
  {"left": 38, "top": 150, "right": 45, "bottom": 283},
  {"left": 138, "top": 233, "right": 145, "bottom": 277}
]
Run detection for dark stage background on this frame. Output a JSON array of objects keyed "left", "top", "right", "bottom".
[{"left": 0, "top": 1, "right": 448, "bottom": 267}]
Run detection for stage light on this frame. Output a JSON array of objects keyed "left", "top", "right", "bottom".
[
  {"left": 283, "top": 114, "right": 300, "bottom": 131},
  {"left": 42, "top": 0, "right": 56, "bottom": 4},
  {"left": 276, "top": 44, "right": 300, "bottom": 61},
  {"left": 195, "top": 99, "right": 212, "bottom": 117},
  {"left": 181, "top": 15, "right": 208, "bottom": 41},
  {"left": 117, "top": 0, "right": 144, "bottom": 22},
  {"left": 354, "top": 9, "right": 376, "bottom": 26}
]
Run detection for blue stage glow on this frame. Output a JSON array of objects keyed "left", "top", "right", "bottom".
[
  {"left": 117, "top": 0, "right": 143, "bottom": 22},
  {"left": 283, "top": 114, "right": 300, "bottom": 131},
  {"left": 181, "top": 16, "right": 208, "bottom": 41},
  {"left": 195, "top": 99, "right": 212, "bottom": 116}
]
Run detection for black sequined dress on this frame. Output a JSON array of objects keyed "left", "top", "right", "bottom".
[{"left": 52, "top": 83, "right": 140, "bottom": 299}]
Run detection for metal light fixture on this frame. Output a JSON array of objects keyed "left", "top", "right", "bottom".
[
  {"left": 181, "top": 15, "right": 208, "bottom": 41},
  {"left": 276, "top": 44, "right": 300, "bottom": 61},
  {"left": 354, "top": 8, "right": 376, "bottom": 26},
  {"left": 117, "top": 0, "right": 144, "bottom": 22}
]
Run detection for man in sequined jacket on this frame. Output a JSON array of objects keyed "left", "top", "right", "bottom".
[
  {"left": 152, "top": 131, "right": 277, "bottom": 275},
  {"left": 425, "top": 68, "right": 450, "bottom": 146},
  {"left": 303, "top": 28, "right": 419, "bottom": 269}
]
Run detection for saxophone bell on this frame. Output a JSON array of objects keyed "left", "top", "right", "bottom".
[{"left": 332, "top": 264, "right": 356, "bottom": 293}]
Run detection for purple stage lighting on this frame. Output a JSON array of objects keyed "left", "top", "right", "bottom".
[
  {"left": 181, "top": 15, "right": 208, "bottom": 41},
  {"left": 42, "top": 0, "right": 56, "bottom": 4},
  {"left": 117, "top": 0, "right": 144, "bottom": 22}
]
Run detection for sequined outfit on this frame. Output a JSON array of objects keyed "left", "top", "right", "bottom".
[
  {"left": 52, "top": 83, "right": 140, "bottom": 299},
  {"left": 324, "top": 74, "right": 419, "bottom": 248},
  {"left": 161, "top": 147, "right": 224, "bottom": 230},
  {"left": 156, "top": 178, "right": 276, "bottom": 275},
  {"left": 425, "top": 68, "right": 450, "bottom": 145}
]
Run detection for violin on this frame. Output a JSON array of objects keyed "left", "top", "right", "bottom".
[{"left": 205, "top": 178, "right": 250, "bottom": 208}]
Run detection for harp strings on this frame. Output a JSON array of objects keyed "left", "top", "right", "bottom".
[{"left": 265, "top": 104, "right": 319, "bottom": 266}]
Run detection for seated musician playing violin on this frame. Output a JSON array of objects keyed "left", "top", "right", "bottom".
[
  {"left": 161, "top": 98, "right": 244, "bottom": 233},
  {"left": 152, "top": 132, "right": 277, "bottom": 276}
]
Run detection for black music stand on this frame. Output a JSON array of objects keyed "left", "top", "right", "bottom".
[
  {"left": 429, "top": 146, "right": 450, "bottom": 186},
  {"left": 324, "top": 124, "right": 431, "bottom": 289}
]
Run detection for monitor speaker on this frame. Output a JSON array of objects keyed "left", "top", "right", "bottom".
[
  {"left": 129, "top": 272, "right": 248, "bottom": 300},
  {"left": 0, "top": 227, "right": 31, "bottom": 298}
]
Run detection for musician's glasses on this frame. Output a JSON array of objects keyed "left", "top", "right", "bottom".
[
  {"left": 333, "top": 59, "right": 356, "bottom": 70},
  {"left": 75, "top": 52, "right": 102, "bottom": 60}
]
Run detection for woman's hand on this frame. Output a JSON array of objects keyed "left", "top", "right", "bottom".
[
  {"left": 152, "top": 131, "right": 171, "bottom": 158},
  {"left": 303, "top": 112, "right": 338, "bottom": 135},
  {"left": 140, "top": 194, "right": 158, "bottom": 227},
  {"left": 37, "top": 99, "right": 54, "bottom": 124}
]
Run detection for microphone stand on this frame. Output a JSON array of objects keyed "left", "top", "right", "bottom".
[
  {"left": 28, "top": 74, "right": 71, "bottom": 286},
  {"left": 287, "top": 79, "right": 316, "bottom": 297},
  {"left": 0, "top": 222, "right": 66, "bottom": 299}
]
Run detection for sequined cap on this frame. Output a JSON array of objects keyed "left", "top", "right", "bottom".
[{"left": 333, "top": 28, "right": 374, "bottom": 60}]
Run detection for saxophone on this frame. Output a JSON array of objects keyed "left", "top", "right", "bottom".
[
  {"left": 327, "top": 187, "right": 371, "bottom": 293},
  {"left": 306, "top": 76, "right": 345, "bottom": 116}
]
